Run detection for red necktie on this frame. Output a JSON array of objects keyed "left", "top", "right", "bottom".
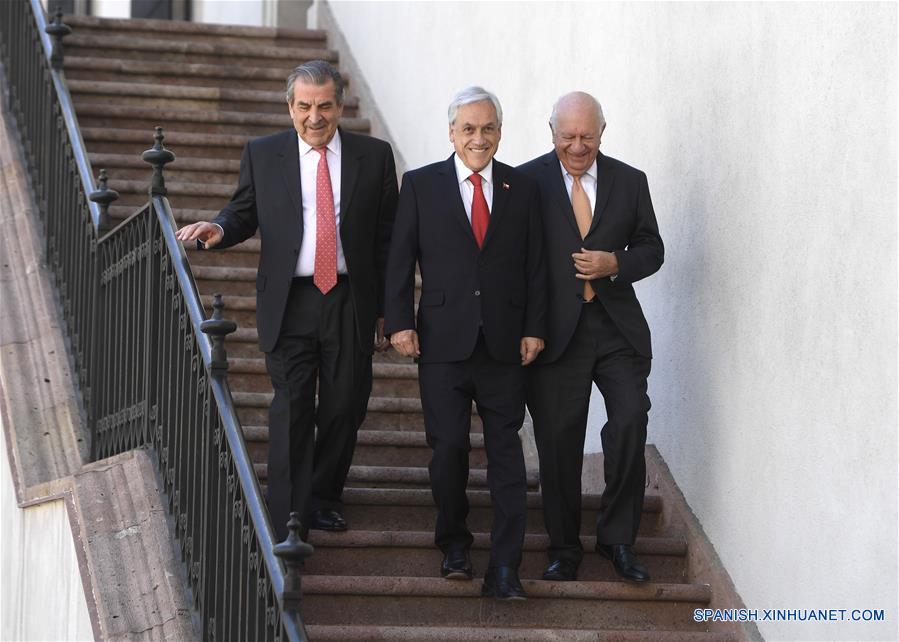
[
  {"left": 314, "top": 147, "right": 337, "bottom": 294},
  {"left": 469, "top": 173, "right": 489, "bottom": 248}
]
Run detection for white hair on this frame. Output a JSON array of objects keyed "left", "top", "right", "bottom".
[
  {"left": 447, "top": 86, "right": 503, "bottom": 125},
  {"left": 550, "top": 92, "right": 606, "bottom": 130}
]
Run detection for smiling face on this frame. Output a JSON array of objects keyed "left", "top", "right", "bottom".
[
  {"left": 551, "top": 96, "right": 604, "bottom": 176},
  {"left": 449, "top": 100, "right": 502, "bottom": 173},
  {"left": 287, "top": 78, "right": 344, "bottom": 147}
]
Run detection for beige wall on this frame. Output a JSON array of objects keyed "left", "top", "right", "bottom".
[{"left": 323, "top": 2, "right": 898, "bottom": 640}]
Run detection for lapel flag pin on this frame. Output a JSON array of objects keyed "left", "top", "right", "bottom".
[{"left": 502, "top": 182, "right": 510, "bottom": 190}]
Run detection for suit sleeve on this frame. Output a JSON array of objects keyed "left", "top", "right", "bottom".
[
  {"left": 375, "top": 143, "right": 399, "bottom": 316},
  {"left": 383, "top": 173, "right": 419, "bottom": 336},
  {"left": 208, "top": 142, "right": 259, "bottom": 250},
  {"left": 612, "top": 171, "right": 664, "bottom": 285},
  {"left": 524, "top": 181, "right": 548, "bottom": 339}
]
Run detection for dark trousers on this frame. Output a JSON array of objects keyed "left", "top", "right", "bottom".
[
  {"left": 418, "top": 334, "right": 528, "bottom": 568},
  {"left": 527, "top": 302, "right": 651, "bottom": 565},
  {"left": 265, "top": 277, "right": 372, "bottom": 541}
]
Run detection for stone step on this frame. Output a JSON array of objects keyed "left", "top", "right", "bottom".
[
  {"left": 305, "top": 530, "right": 688, "bottom": 583},
  {"left": 228, "top": 357, "right": 420, "bottom": 397},
  {"left": 300, "top": 576, "right": 711, "bottom": 630},
  {"left": 65, "top": 32, "right": 338, "bottom": 68},
  {"left": 338, "top": 488, "right": 664, "bottom": 537},
  {"left": 64, "top": 56, "right": 348, "bottom": 93},
  {"left": 65, "top": 14, "right": 328, "bottom": 49},
  {"left": 253, "top": 463, "right": 537, "bottom": 490},
  {"left": 82, "top": 127, "right": 247, "bottom": 159},
  {"left": 71, "top": 79, "right": 360, "bottom": 117},
  {"left": 242, "top": 427, "right": 486, "bottom": 469},
  {"left": 74, "top": 103, "right": 369, "bottom": 141},
  {"left": 305, "top": 625, "right": 730, "bottom": 642}
]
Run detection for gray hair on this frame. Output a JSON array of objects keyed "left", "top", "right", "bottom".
[
  {"left": 447, "top": 86, "right": 503, "bottom": 126},
  {"left": 286, "top": 60, "right": 345, "bottom": 105},
  {"left": 550, "top": 92, "right": 606, "bottom": 130}
]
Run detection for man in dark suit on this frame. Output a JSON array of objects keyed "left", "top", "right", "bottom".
[
  {"left": 518, "top": 92, "right": 664, "bottom": 583},
  {"left": 175, "top": 60, "right": 398, "bottom": 542},
  {"left": 384, "top": 86, "right": 546, "bottom": 600}
]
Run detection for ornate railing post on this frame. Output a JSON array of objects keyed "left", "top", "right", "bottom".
[
  {"left": 273, "top": 513, "right": 314, "bottom": 615},
  {"left": 44, "top": 8, "right": 72, "bottom": 71},
  {"left": 89, "top": 169, "right": 119, "bottom": 233},
  {"left": 200, "top": 294, "right": 237, "bottom": 376},
  {"left": 142, "top": 126, "right": 176, "bottom": 197}
]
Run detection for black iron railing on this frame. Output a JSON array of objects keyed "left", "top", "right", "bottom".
[{"left": 0, "top": 2, "right": 310, "bottom": 640}]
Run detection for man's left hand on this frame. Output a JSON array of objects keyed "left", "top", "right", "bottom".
[
  {"left": 520, "top": 337, "right": 544, "bottom": 366},
  {"left": 374, "top": 318, "right": 390, "bottom": 352},
  {"left": 573, "top": 248, "right": 618, "bottom": 280}
]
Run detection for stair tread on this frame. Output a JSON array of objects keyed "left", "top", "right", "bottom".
[
  {"left": 234, "top": 392, "right": 426, "bottom": 413},
  {"left": 305, "top": 625, "right": 730, "bottom": 641},
  {"left": 302, "top": 575, "right": 710, "bottom": 603},
  {"left": 70, "top": 78, "right": 360, "bottom": 107},
  {"left": 66, "top": 55, "right": 333, "bottom": 83},
  {"left": 253, "top": 464, "right": 536, "bottom": 487},
  {"left": 243, "top": 426, "right": 475, "bottom": 447},
  {"left": 82, "top": 127, "right": 249, "bottom": 147},
  {"left": 75, "top": 102, "right": 368, "bottom": 130},
  {"left": 91, "top": 152, "right": 240, "bottom": 173},
  {"left": 307, "top": 530, "right": 686, "bottom": 555},
  {"left": 341, "top": 487, "right": 662, "bottom": 512},
  {"left": 65, "top": 14, "right": 328, "bottom": 41},
  {"left": 67, "top": 32, "right": 337, "bottom": 62}
]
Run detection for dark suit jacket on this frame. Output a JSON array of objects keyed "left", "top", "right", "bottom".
[
  {"left": 384, "top": 156, "right": 546, "bottom": 364},
  {"left": 209, "top": 128, "right": 398, "bottom": 353},
  {"left": 517, "top": 151, "right": 663, "bottom": 361}
]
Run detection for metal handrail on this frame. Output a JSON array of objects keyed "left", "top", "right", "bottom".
[
  {"left": 28, "top": 0, "right": 100, "bottom": 228},
  {"left": 2, "top": 1, "right": 308, "bottom": 638}
]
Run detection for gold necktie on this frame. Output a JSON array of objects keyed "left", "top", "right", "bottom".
[{"left": 571, "top": 175, "right": 595, "bottom": 301}]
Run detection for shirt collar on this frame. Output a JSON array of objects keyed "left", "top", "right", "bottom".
[
  {"left": 560, "top": 158, "right": 597, "bottom": 182},
  {"left": 298, "top": 129, "right": 342, "bottom": 157},
  {"left": 454, "top": 153, "right": 493, "bottom": 187}
]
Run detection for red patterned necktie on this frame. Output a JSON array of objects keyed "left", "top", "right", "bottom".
[
  {"left": 314, "top": 147, "right": 337, "bottom": 294},
  {"left": 469, "top": 173, "right": 489, "bottom": 248}
]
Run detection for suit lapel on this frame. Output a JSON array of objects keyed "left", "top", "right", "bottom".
[
  {"left": 438, "top": 155, "right": 478, "bottom": 246},
  {"left": 480, "top": 161, "right": 510, "bottom": 251},
  {"left": 587, "top": 152, "right": 614, "bottom": 236},
  {"left": 545, "top": 150, "right": 583, "bottom": 241},
  {"left": 339, "top": 128, "right": 361, "bottom": 230},
  {"left": 278, "top": 131, "right": 303, "bottom": 229}
]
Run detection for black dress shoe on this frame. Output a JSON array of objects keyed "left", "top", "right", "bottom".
[
  {"left": 481, "top": 566, "right": 527, "bottom": 600},
  {"left": 440, "top": 549, "right": 473, "bottom": 580},
  {"left": 595, "top": 543, "right": 650, "bottom": 582},
  {"left": 542, "top": 558, "right": 579, "bottom": 581},
  {"left": 308, "top": 509, "right": 348, "bottom": 532}
]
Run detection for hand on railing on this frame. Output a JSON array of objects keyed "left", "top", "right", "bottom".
[{"left": 175, "top": 221, "right": 224, "bottom": 249}]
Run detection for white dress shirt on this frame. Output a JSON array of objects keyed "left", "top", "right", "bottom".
[
  {"left": 454, "top": 153, "right": 494, "bottom": 220},
  {"left": 560, "top": 159, "right": 598, "bottom": 214},
  {"left": 296, "top": 130, "right": 347, "bottom": 276}
]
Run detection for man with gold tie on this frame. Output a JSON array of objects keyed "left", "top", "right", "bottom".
[{"left": 518, "top": 92, "right": 664, "bottom": 583}]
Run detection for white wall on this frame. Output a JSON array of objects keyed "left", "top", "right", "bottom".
[
  {"left": 326, "top": 2, "right": 898, "bottom": 640},
  {"left": 193, "top": 0, "right": 272, "bottom": 26},
  {"left": 0, "top": 414, "right": 93, "bottom": 641},
  {"left": 89, "top": 0, "right": 130, "bottom": 18}
]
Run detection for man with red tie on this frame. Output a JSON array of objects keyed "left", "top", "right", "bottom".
[
  {"left": 176, "top": 60, "right": 398, "bottom": 542},
  {"left": 384, "top": 87, "right": 547, "bottom": 600}
]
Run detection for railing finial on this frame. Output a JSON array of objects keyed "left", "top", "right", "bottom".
[
  {"left": 141, "top": 127, "right": 176, "bottom": 197},
  {"left": 199, "top": 294, "right": 237, "bottom": 377},
  {"left": 44, "top": 7, "right": 72, "bottom": 71},
  {"left": 273, "top": 512, "right": 314, "bottom": 612},
  {"left": 89, "top": 169, "right": 120, "bottom": 233}
]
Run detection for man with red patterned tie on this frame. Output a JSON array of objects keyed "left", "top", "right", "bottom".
[
  {"left": 384, "top": 87, "right": 547, "bottom": 600},
  {"left": 176, "top": 60, "right": 398, "bottom": 543}
]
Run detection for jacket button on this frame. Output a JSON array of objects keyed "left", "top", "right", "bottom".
[{"left": 474, "top": 290, "right": 480, "bottom": 296}]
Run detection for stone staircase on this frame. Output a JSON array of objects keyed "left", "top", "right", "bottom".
[{"left": 62, "top": 14, "right": 733, "bottom": 641}]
